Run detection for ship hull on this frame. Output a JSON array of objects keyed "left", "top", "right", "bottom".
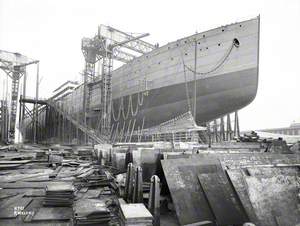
[
  {"left": 111, "top": 67, "right": 258, "bottom": 129},
  {"left": 110, "top": 17, "right": 260, "bottom": 131},
  {"left": 22, "top": 17, "right": 260, "bottom": 143}
]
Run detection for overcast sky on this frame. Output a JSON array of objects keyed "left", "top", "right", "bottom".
[{"left": 0, "top": 0, "right": 299, "bottom": 130}]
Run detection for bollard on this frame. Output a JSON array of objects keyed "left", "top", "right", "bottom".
[
  {"left": 133, "top": 166, "right": 143, "bottom": 203},
  {"left": 124, "top": 163, "right": 134, "bottom": 202},
  {"left": 148, "top": 175, "right": 160, "bottom": 226},
  {"left": 226, "top": 114, "right": 232, "bottom": 141}
]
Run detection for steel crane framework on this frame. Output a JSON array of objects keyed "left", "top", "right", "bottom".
[
  {"left": 0, "top": 50, "right": 38, "bottom": 143},
  {"left": 81, "top": 25, "right": 156, "bottom": 142}
]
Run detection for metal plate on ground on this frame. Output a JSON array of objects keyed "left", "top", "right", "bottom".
[
  {"left": 161, "top": 157, "right": 221, "bottom": 225},
  {"left": 244, "top": 167, "right": 300, "bottom": 226},
  {"left": 198, "top": 171, "right": 248, "bottom": 225},
  {"left": 193, "top": 153, "right": 300, "bottom": 168},
  {"left": 32, "top": 207, "right": 72, "bottom": 221},
  {"left": 0, "top": 197, "right": 32, "bottom": 219},
  {"left": 140, "top": 148, "right": 161, "bottom": 181},
  {"left": 226, "top": 169, "right": 260, "bottom": 226}
]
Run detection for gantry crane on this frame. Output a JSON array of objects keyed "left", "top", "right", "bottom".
[
  {"left": 81, "top": 25, "right": 157, "bottom": 142},
  {"left": 0, "top": 50, "right": 38, "bottom": 143}
]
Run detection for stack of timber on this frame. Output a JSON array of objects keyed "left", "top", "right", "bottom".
[
  {"left": 0, "top": 144, "right": 120, "bottom": 225},
  {"left": 73, "top": 199, "right": 112, "bottom": 225},
  {"left": 75, "top": 146, "right": 95, "bottom": 160},
  {"left": 119, "top": 203, "right": 153, "bottom": 226},
  {"left": 44, "top": 182, "right": 75, "bottom": 207}
]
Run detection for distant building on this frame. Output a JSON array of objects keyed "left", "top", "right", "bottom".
[
  {"left": 51, "top": 81, "right": 79, "bottom": 101},
  {"left": 258, "top": 121, "right": 300, "bottom": 136}
]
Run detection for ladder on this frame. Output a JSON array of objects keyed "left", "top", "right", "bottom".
[
  {"left": 100, "top": 56, "right": 113, "bottom": 135},
  {"left": 46, "top": 99, "right": 109, "bottom": 144},
  {"left": 9, "top": 70, "right": 21, "bottom": 138}
]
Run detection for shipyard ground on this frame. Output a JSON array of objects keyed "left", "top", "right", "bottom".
[{"left": 0, "top": 140, "right": 299, "bottom": 226}]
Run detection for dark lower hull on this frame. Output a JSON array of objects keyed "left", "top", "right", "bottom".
[{"left": 111, "top": 67, "right": 258, "bottom": 129}]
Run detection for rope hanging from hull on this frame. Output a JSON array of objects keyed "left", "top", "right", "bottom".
[
  {"left": 179, "top": 38, "right": 238, "bottom": 122},
  {"left": 112, "top": 90, "right": 145, "bottom": 122},
  {"left": 130, "top": 95, "right": 139, "bottom": 117},
  {"left": 121, "top": 96, "right": 130, "bottom": 120},
  {"left": 111, "top": 98, "right": 122, "bottom": 122},
  {"left": 111, "top": 90, "right": 145, "bottom": 141},
  {"left": 138, "top": 91, "right": 144, "bottom": 106},
  {"left": 182, "top": 38, "right": 238, "bottom": 76}
]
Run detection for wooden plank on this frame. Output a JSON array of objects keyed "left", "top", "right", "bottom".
[
  {"left": 0, "top": 164, "right": 22, "bottom": 169},
  {"left": 0, "top": 169, "right": 53, "bottom": 183},
  {"left": 77, "top": 169, "right": 95, "bottom": 178},
  {"left": 198, "top": 171, "right": 248, "bottom": 225},
  {"left": 1, "top": 182, "right": 62, "bottom": 189},
  {"left": 0, "top": 160, "right": 31, "bottom": 164}
]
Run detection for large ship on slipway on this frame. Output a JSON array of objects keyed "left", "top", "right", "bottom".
[
  {"left": 53, "top": 16, "right": 260, "bottom": 137},
  {"left": 109, "top": 16, "right": 260, "bottom": 130}
]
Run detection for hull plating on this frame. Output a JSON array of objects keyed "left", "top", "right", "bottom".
[{"left": 111, "top": 67, "right": 258, "bottom": 129}]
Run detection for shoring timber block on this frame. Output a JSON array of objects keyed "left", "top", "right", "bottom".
[
  {"left": 148, "top": 175, "right": 160, "bottom": 226},
  {"left": 124, "top": 163, "right": 134, "bottom": 202},
  {"left": 133, "top": 166, "right": 143, "bottom": 203}
]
